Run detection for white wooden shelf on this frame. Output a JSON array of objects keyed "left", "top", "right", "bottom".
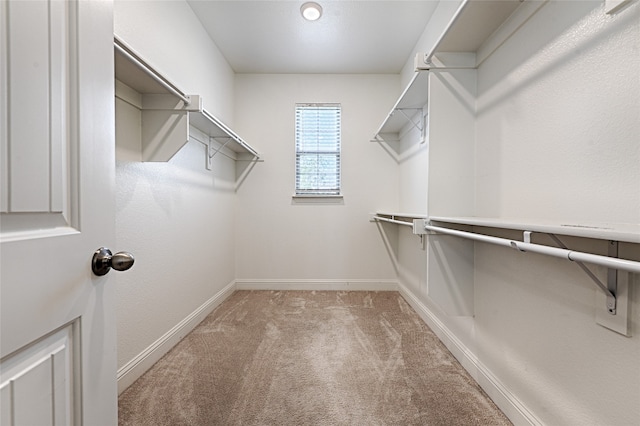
[
  {"left": 429, "top": 216, "right": 640, "bottom": 244},
  {"left": 436, "top": 0, "right": 522, "bottom": 55},
  {"left": 373, "top": 213, "right": 640, "bottom": 243},
  {"left": 372, "top": 2, "right": 532, "bottom": 143},
  {"left": 376, "top": 211, "right": 429, "bottom": 220},
  {"left": 372, "top": 71, "right": 428, "bottom": 143},
  {"left": 114, "top": 36, "right": 259, "bottom": 163},
  {"left": 416, "top": 0, "right": 543, "bottom": 70},
  {"left": 190, "top": 109, "right": 259, "bottom": 159},
  {"left": 422, "top": 217, "right": 639, "bottom": 332},
  {"left": 372, "top": 1, "right": 534, "bottom": 144}
]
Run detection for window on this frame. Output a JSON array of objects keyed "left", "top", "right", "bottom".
[{"left": 295, "top": 103, "right": 341, "bottom": 196}]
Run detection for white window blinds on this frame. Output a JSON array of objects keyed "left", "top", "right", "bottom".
[{"left": 295, "top": 103, "right": 341, "bottom": 196}]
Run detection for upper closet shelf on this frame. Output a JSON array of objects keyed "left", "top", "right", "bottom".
[
  {"left": 372, "top": 212, "right": 639, "bottom": 245},
  {"left": 429, "top": 216, "right": 640, "bottom": 244},
  {"left": 114, "top": 37, "right": 260, "bottom": 163},
  {"left": 415, "top": 0, "right": 542, "bottom": 70},
  {"left": 115, "top": 36, "right": 191, "bottom": 104},
  {"left": 372, "top": 1, "right": 544, "bottom": 142},
  {"left": 372, "top": 71, "right": 428, "bottom": 143}
]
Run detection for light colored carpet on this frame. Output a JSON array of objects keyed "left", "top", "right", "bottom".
[{"left": 119, "top": 291, "right": 511, "bottom": 425}]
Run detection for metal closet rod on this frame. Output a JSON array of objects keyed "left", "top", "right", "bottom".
[
  {"left": 114, "top": 39, "right": 191, "bottom": 105},
  {"left": 374, "top": 216, "right": 414, "bottom": 227},
  {"left": 424, "top": 224, "right": 640, "bottom": 274}
]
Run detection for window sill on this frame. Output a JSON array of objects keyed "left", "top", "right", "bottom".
[{"left": 292, "top": 194, "right": 344, "bottom": 204}]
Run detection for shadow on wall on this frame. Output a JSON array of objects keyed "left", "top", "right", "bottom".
[
  {"left": 473, "top": 0, "right": 639, "bottom": 222},
  {"left": 476, "top": 0, "right": 636, "bottom": 112},
  {"left": 375, "top": 221, "right": 400, "bottom": 275},
  {"left": 235, "top": 156, "right": 261, "bottom": 191},
  {"left": 431, "top": 71, "right": 476, "bottom": 117},
  {"left": 371, "top": 135, "right": 428, "bottom": 165}
]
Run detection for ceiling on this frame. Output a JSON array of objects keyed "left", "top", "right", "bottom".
[{"left": 186, "top": 1, "right": 439, "bottom": 74}]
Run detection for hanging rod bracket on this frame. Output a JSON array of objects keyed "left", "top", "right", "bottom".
[{"left": 548, "top": 234, "right": 617, "bottom": 315}]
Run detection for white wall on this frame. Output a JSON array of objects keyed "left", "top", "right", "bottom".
[
  {"left": 395, "top": 1, "right": 640, "bottom": 424},
  {"left": 114, "top": 0, "right": 234, "bottom": 123},
  {"left": 112, "top": 2, "right": 640, "bottom": 423},
  {"left": 397, "top": 119, "right": 429, "bottom": 214},
  {"left": 113, "top": 0, "right": 238, "bottom": 388},
  {"left": 394, "top": 67, "right": 479, "bottom": 384},
  {"left": 475, "top": 0, "right": 639, "bottom": 223},
  {"left": 397, "top": 0, "right": 473, "bottom": 216},
  {"left": 233, "top": 74, "right": 400, "bottom": 284},
  {"left": 115, "top": 103, "right": 237, "bottom": 371},
  {"left": 473, "top": 1, "right": 640, "bottom": 424}
]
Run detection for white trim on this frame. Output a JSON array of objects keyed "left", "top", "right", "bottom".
[
  {"left": 397, "top": 282, "right": 543, "bottom": 426},
  {"left": 235, "top": 279, "right": 398, "bottom": 292},
  {"left": 117, "top": 280, "right": 236, "bottom": 394},
  {"left": 292, "top": 194, "right": 343, "bottom": 198},
  {"left": 291, "top": 194, "right": 344, "bottom": 204}
]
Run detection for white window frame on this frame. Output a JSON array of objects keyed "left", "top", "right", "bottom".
[{"left": 294, "top": 103, "right": 342, "bottom": 198}]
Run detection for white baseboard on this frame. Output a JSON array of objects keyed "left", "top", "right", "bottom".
[
  {"left": 117, "top": 280, "right": 236, "bottom": 394},
  {"left": 235, "top": 278, "right": 399, "bottom": 291},
  {"left": 397, "top": 282, "right": 542, "bottom": 426}
]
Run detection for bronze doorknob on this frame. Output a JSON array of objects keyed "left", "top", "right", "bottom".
[{"left": 92, "top": 247, "right": 135, "bottom": 276}]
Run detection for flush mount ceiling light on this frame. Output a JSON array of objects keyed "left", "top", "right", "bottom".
[{"left": 301, "top": 2, "right": 322, "bottom": 21}]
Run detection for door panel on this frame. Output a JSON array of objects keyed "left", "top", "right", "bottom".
[
  {"left": 1, "top": 0, "right": 71, "bottom": 235},
  {"left": 1, "top": 1, "right": 117, "bottom": 424},
  {"left": 4, "top": 0, "right": 69, "bottom": 214},
  {"left": 0, "top": 324, "right": 76, "bottom": 425}
]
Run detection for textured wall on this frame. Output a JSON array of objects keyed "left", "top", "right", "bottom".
[
  {"left": 115, "top": 108, "right": 237, "bottom": 369},
  {"left": 475, "top": 1, "right": 639, "bottom": 223},
  {"left": 397, "top": 1, "right": 640, "bottom": 424},
  {"left": 234, "top": 74, "right": 400, "bottom": 282},
  {"left": 114, "top": 0, "right": 235, "bottom": 123},
  {"left": 114, "top": 0, "right": 238, "bottom": 371},
  {"left": 112, "top": 2, "right": 640, "bottom": 423},
  {"left": 473, "top": 1, "right": 640, "bottom": 424}
]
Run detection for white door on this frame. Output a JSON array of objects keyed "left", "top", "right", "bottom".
[{"left": 1, "top": 1, "right": 120, "bottom": 424}]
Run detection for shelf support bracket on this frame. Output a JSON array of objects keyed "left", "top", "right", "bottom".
[
  {"left": 395, "top": 108, "right": 424, "bottom": 133},
  {"left": 606, "top": 241, "right": 619, "bottom": 315},
  {"left": 207, "top": 137, "right": 232, "bottom": 170},
  {"left": 548, "top": 234, "right": 617, "bottom": 315},
  {"left": 209, "top": 137, "right": 232, "bottom": 158}
]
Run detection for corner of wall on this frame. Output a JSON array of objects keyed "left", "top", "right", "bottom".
[{"left": 117, "top": 280, "right": 237, "bottom": 394}]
